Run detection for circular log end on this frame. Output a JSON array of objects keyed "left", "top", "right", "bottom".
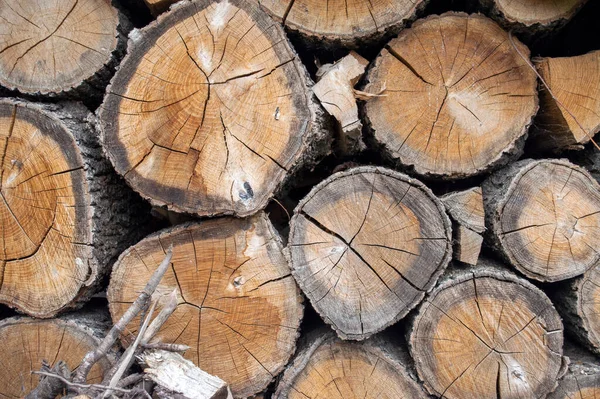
[
  {"left": 289, "top": 166, "right": 452, "bottom": 340},
  {"left": 494, "top": 0, "right": 587, "bottom": 27},
  {"left": 107, "top": 213, "right": 303, "bottom": 398},
  {"left": 0, "top": 316, "right": 112, "bottom": 398},
  {"left": 0, "top": 99, "right": 95, "bottom": 317},
  {"left": 0, "top": 0, "right": 120, "bottom": 94},
  {"left": 410, "top": 268, "right": 566, "bottom": 399},
  {"left": 493, "top": 159, "right": 600, "bottom": 282},
  {"left": 364, "top": 12, "right": 537, "bottom": 179},
  {"left": 100, "top": 0, "right": 315, "bottom": 217}
]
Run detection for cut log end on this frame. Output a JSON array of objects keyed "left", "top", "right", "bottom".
[
  {"left": 530, "top": 51, "right": 600, "bottom": 153},
  {"left": 0, "top": 0, "right": 124, "bottom": 95},
  {"left": 101, "top": 0, "right": 323, "bottom": 217},
  {"left": 0, "top": 315, "right": 113, "bottom": 398},
  {"left": 289, "top": 166, "right": 452, "bottom": 340},
  {"left": 274, "top": 330, "right": 427, "bottom": 399},
  {"left": 410, "top": 264, "right": 567, "bottom": 399},
  {"left": 260, "top": 0, "right": 427, "bottom": 48},
  {"left": 363, "top": 12, "right": 537, "bottom": 179},
  {"left": 484, "top": 158, "right": 600, "bottom": 282},
  {"left": 107, "top": 213, "right": 303, "bottom": 398}
]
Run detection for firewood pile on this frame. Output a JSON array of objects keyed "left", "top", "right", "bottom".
[{"left": 0, "top": 0, "right": 600, "bottom": 397}]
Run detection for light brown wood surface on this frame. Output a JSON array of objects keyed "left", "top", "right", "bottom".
[
  {"left": 108, "top": 213, "right": 303, "bottom": 398},
  {"left": 0, "top": 0, "right": 124, "bottom": 95},
  {"left": 531, "top": 50, "right": 600, "bottom": 152},
  {"left": 410, "top": 263, "right": 567, "bottom": 399},
  {"left": 288, "top": 166, "right": 452, "bottom": 340},
  {"left": 363, "top": 12, "right": 537, "bottom": 179},
  {"left": 259, "top": 0, "right": 427, "bottom": 47},
  {"left": 483, "top": 158, "right": 600, "bottom": 282},
  {"left": 0, "top": 315, "right": 113, "bottom": 398},
  {"left": 274, "top": 330, "right": 427, "bottom": 399},
  {"left": 101, "top": 0, "right": 325, "bottom": 217}
]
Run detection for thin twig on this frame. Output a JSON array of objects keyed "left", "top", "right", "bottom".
[
  {"left": 74, "top": 247, "right": 173, "bottom": 384},
  {"left": 102, "top": 301, "right": 158, "bottom": 397},
  {"left": 141, "top": 343, "right": 190, "bottom": 352},
  {"left": 32, "top": 371, "right": 133, "bottom": 394},
  {"left": 142, "top": 289, "right": 178, "bottom": 342},
  {"left": 508, "top": 31, "right": 600, "bottom": 150}
]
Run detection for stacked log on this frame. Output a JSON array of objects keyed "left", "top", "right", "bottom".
[
  {"left": 107, "top": 213, "right": 303, "bottom": 398},
  {"left": 3, "top": 0, "right": 600, "bottom": 397}
]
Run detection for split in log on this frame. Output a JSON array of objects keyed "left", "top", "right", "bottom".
[
  {"left": 0, "top": 98, "right": 148, "bottom": 318},
  {"left": 0, "top": 0, "right": 130, "bottom": 98},
  {"left": 259, "top": 0, "right": 427, "bottom": 48},
  {"left": 107, "top": 213, "right": 303, "bottom": 398},
  {"left": 553, "top": 263, "right": 600, "bottom": 355},
  {"left": 529, "top": 50, "right": 600, "bottom": 153},
  {"left": 141, "top": 349, "right": 233, "bottom": 399},
  {"left": 483, "top": 158, "right": 600, "bottom": 282},
  {"left": 549, "top": 345, "right": 600, "bottom": 399},
  {"left": 441, "top": 187, "right": 485, "bottom": 265},
  {"left": 100, "top": 0, "right": 328, "bottom": 217},
  {"left": 0, "top": 313, "right": 114, "bottom": 398},
  {"left": 362, "top": 12, "right": 538, "bottom": 179},
  {"left": 479, "top": 0, "right": 588, "bottom": 39},
  {"left": 288, "top": 166, "right": 452, "bottom": 340},
  {"left": 274, "top": 329, "right": 427, "bottom": 399},
  {"left": 313, "top": 51, "right": 369, "bottom": 154},
  {"left": 409, "top": 260, "right": 567, "bottom": 399}
]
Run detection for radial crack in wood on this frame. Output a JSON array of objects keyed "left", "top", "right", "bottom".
[
  {"left": 274, "top": 329, "right": 428, "bottom": 399},
  {"left": 409, "top": 260, "right": 567, "bottom": 399},
  {"left": 530, "top": 50, "right": 600, "bottom": 153},
  {"left": 0, "top": 98, "right": 149, "bottom": 318},
  {"left": 0, "top": 0, "right": 130, "bottom": 97},
  {"left": 363, "top": 12, "right": 538, "bottom": 179},
  {"left": 0, "top": 313, "right": 115, "bottom": 398},
  {"left": 100, "top": 0, "right": 327, "bottom": 217},
  {"left": 259, "top": 0, "right": 429, "bottom": 49},
  {"left": 288, "top": 166, "right": 452, "bottom": 340},
  {"left": 107, "top": 213, "right": 303, "bottom": 398},
  {"left": 483, "top": 158, "right": 600, "bottom": 282}
]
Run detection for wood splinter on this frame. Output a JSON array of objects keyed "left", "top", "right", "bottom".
[{"left": 441, "top": 187, "right": 486, "bottom": 266}]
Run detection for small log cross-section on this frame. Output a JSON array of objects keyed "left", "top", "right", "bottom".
[
  {"left": 0, "top": 315, "right": 114, "bottom": 398},
  {"left": 108, "top": 213, "right": 303, "bottom": 398},
  {"left": 0, "top": 98, "right": 146, "bottom": 318},
  {"left": 288, "top": 166, "right": 452, "bottom": 340},
  {"left": 259, "top": 0, "right": 428, "bottom": 48},
  {"left": 548, "top": 351, "right": 600, "bottom": 399},
  {"left": 529, "top": 50, "right": 600, "bottom": 153},
  {"left": 409, "top": 262, "right": 567, "bottom": 399},
  {"left": 483, "top": 158, "right": 600, "bottom": 282},
  {"left": 274, "top": 330, "right": 428, "bottom": 399},
  {"left": 313, "top": 51, "right": 369, "bottom": 153},
  {"left": 441, "top": 187, "right": 485, "bottom": 265},
  {"left": 479, "top": 0, "right": 588, "bottom": 38},
  {"left": 554, "top": 264, "right": 600, "bottom": 354},
  {"left": 0, "top": 0, "right": 130, "bottom": 97},
  {"left": 101, "top": 0, "right": 327, "bottom": 217},
  {"left": 363, "top": 13, "right": 538, "bottom": 179}
]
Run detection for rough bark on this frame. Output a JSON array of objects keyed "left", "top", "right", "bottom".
[
  {"left": 441, "top": 187, "right": 485, "bottom": 265},
  {"left": 107, "top": 213, "right": 303, "bottom": 398},
  {"left": 288, "top": 166, "right": 452, "bottom": 340},
  {"left": 408, "top": 258, "right": 568, "bottom": 399},
  {"left": 259, "top": 0, "right": 429, "bottom": 49},
  {"left": 529, "top": 50, "right": 600, "bottom": 153},
  {"left": 482, "top": 158, "right": 600, "bottom": 282},
  {"left": 274, "top": 328, "right": 428, "bottom": 399},
  {"left": 0, "top": 0, "right": 132, "bottom": 102},
  {"left": 0, "top": 98, "right": 149, "bottom": 318},
  {"left": 362, "top": 12, "right": 538, "bottom": 180},
  {"left": 0, "top": 309, "right": 116, "bottom": 398},
  {"left": 100, "top": 0, "right": 330, "bottom": 218}
]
